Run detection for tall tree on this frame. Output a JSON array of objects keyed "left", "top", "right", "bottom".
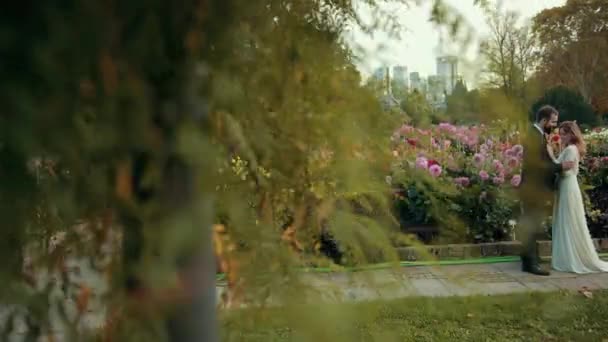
[
  {"left": 446, "top": 80, "right": 480, "bottom": 122},
  {"left": 533, "top": 0, "right": 608, "bottom": 114},
  {"left": 531, "top": 86, "right": 598, "bottom": 127},
  {"left": 480, "top": 9, "right": 538, "bottom": 99}
]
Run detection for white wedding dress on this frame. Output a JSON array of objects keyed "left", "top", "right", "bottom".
[{"left": 551, "top": 144, "right": 608, "bottom": 273}]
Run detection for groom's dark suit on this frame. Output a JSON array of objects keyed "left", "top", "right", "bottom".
[{"left": 519, "top": 124, "right": 562, "bottom": 272}]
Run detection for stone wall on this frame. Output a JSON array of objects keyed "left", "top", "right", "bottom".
[{"left": 396, "top": 239, "right": 608, "bottom": 261}]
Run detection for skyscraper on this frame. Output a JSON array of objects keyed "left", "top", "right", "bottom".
[
  {"left": 392, "top": 66, "right": 408, "bottom": 88},
  {"left": 409, "top": 72, "right": 421, "bottom": 92},
  {"left": 372, "top": 66, "right": 388, "bottom": 81},
  {"left": 436, "top": 56, "right": 458, "bottom": 95}
]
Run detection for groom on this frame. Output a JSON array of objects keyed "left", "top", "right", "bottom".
[{"left": 520, "top": 105, "right": 575, "bottom": 275}]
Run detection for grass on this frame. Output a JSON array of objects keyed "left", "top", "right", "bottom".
[{"left": 221, "top": 290, "right": 608, "bottom": 341}]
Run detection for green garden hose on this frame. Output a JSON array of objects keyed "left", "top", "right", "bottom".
[{"left": 215, "top": 253, "right": 608, "bottom": 282}]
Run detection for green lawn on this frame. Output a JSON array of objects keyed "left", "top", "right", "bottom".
[{"left": 221, "top": 290, "right": 608, "bottom": 341}]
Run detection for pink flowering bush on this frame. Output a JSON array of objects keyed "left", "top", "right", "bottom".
[
  {"left": 390, "top": 122, "right": 523, "bottom": 243},
  {"left": 581, "top": 128, "right": 608, "bottom": 237}
]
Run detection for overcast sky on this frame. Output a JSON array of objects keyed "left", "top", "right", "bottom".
[{"left": 346, "top": 0, "right": 566, "bottom": 84}]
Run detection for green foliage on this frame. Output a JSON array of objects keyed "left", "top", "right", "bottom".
[
  {"left": 580, "top": 128, "right": 608, "bottom": 237},
  {"left": 454, "top": 186, "right": 518, "bottom": 242},
  {"left": 531, "top": 86, "right": 598, "bottom": 127},
  {"left": 222, "top": 290, "right": 608, "bottom": 341},
  {"left": 400, "top": 90, "right": 435, "bottom": 127},
  {"left": 0, "top": 0, "right": 515, "bottom": 339},
  {"left": 1, "top": 0, "right": 409, "bottom": 339},
  {"left": 480, "top": 8, "right": 537, "bottom": 100},
  {"left": 390, "top": 80, "right": 409, "bottom": 100},
  {"left": 532, "top": 0, "right": 608, "bottom": 114},
  {"left": 446, "top": 80, "right": 481, "bottom": 123}
]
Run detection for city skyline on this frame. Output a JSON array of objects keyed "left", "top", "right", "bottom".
[
  {"left": 346, "top": 0, "right": 566, "bottom": 85},
  {"left": 372, "top": 55, "right": 461, "bottom": 95}
]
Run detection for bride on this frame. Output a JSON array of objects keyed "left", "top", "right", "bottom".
[{"left": 547, "top": 121, "right": 608, "bottom": 273}]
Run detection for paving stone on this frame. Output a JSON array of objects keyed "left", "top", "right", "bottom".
[
  {"left": 438, "top": 277, "right": 487, "bottom": 296},
  {"left": 326, "top": 272, "right": 350, "bottom": 284},
  {"left": 376, "top": 282, "right": 417, "bottom": 299},
  {"left": 302, "top": 284, "right": 345, "bottom": 303},
  {"left": 582, "top": 273, "right": 608, "bottom": 287},
  {"left": 550, "top": 276, "right": 604, "bottom": 291},
  {"left": 491, "top": 261, "right": 525, "bottom": 273},
  {"left": 486, "top": 281, "right": 531, "bottom": 294},
  {"left": 300, "top": 273, "right": 332, "bottom": 287},
  {"left": 544, "top": 270, "right": 579, "bottom": 279},
  {"left": 342, "top": 286, "right": 381, "bottom": 302},
  {"left": 443, "top": 279, "right": 527, "bottom": 296},
  {"left": 432, "top": 264, "right": 499, "bottom": 280},
  {"left": 350, "top": 269, "right": 401, "bottom": 285},
  {"left": 409, "top": 278, "right": 452, "bottom": 297},
  {"left": 402, "top": 266, "right": 445, "bottom": 280},
  {"left": 520, "top": 280, "right": 560, "bottom": 292}
]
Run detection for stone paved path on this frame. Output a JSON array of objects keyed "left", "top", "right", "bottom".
[
  {"left": 217, "top": 262, "right": 608, "bottom": 303},
  {"left": 4, "top": 260, "right": 608, "bottom": 340}
]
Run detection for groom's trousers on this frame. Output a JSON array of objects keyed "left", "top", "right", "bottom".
[{"left": 518, "top": 184, "right": 554, "bottom": 264}]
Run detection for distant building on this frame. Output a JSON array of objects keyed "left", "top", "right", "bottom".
[
  {"left": 409, "top": 72, "right": 422, "bottom": 92},
  {"left": 392, "top": 66, "right": 408, "bottom": 88},
  {"left": 436, "top": 56, "right": 458, "bottom": 95},
  {"left": 372, "top": 66, "right": 388, "bottom": 81},
  {"left": 427, "top": 75, "right": 444, "bottom": 102},
  {"left": 369, "top": 66, "right": 400, "bottom": 112}
]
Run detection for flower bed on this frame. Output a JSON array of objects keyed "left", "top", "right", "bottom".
[
  {"left": 582, "top": 127, "right": 608, "bottom": 237},
  {"left": 390, "top": 123, "right": 608, "bottom": 244},
  {"left": 389, "top": 122, "right": 523, "bottom": 243}
]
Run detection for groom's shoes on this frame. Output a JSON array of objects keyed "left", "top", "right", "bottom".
[{"left": 522, "top": 261, "right": 550, "bottom": 276}]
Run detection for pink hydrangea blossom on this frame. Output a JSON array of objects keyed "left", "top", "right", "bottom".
[
  {"left": 429, "top": 164, "right": 442, "bottom": 177},
  {"left": 454, "top": 177, "right": 470, "bottom": 187},
  {"left": 438, "top": 123, "right": 457, "bottom": 133},
  {"left": 431, "top": 138, "right": 440, "bottom": 149},
  {"left": 511, "top": 174, "right": 522, "bottom": 187},
  {"left": 479, "top": 170, "right": 489, "bottom": 181},
  {"left": 493, "top": 159, "right": 504, "bottom": 171},
  {"left": 416, "top": 156, "right": 429, "bottom": 169},
  {"left": 512, "top": 144, "right": 524, "bottom": 154},
  {"left": 493, "top": 176, "right": 504, "bottom": 185},
  {"left": 473, "top": 153, "right": 485, "bottom": 166}
]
